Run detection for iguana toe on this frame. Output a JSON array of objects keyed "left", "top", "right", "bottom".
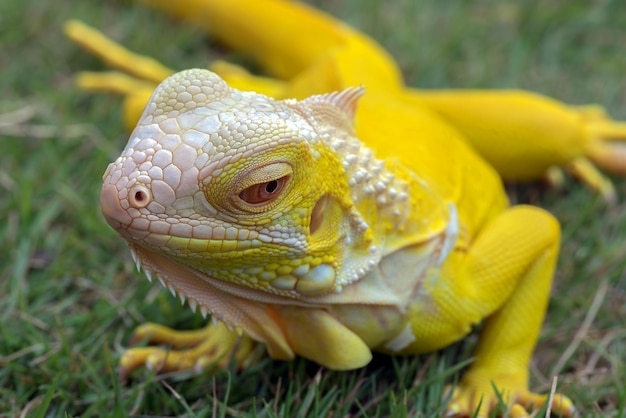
[
  {"left": 119, "top": 321, "right": 257, "bottom": 378},
  {"left": 445, "top": 380, "right": 576, "bottom": 417}
]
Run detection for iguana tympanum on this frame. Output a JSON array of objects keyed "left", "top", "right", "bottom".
[{"left": 101, "top": 68, "right": 574, "bottom": 417}]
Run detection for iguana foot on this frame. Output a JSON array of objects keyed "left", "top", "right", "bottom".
[
  {"left": 445, "top": 373, "right": 576, "bottom": 417},
  {"left": 119, "top": 321, "right": 258, "bottom": 378},
  {"left": 574, "top": 105, "right": 626, "bottom": 201}
]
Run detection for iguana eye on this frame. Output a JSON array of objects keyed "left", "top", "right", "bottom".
[
  {"left": 228, "top": 162, "right": 293, "bottom": 212},
  {"left": 239, "top": 176, "right": 289, "bottom": 205}
]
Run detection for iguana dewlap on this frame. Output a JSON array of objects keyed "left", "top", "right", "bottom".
[{"left": 101, "top": 69, "right": 574, "bottom": 417}]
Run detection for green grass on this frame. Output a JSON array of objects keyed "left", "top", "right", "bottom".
[{"left": 1, "top": 0, "right": 625, "bottom": 416}]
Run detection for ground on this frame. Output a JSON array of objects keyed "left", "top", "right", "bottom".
[{"left": 0, "top": 0, "right": 625, "bottom": 416}]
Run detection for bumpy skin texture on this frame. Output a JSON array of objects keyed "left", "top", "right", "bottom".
[{"left": 101, "top": 69, "right": 575, "bottom": 417}]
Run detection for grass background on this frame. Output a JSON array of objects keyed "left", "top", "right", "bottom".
[{"left": 1, "top": 0, "right": 625, "bottom": 416}]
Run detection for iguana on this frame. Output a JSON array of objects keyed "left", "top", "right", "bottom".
[
  {"left": 101, "top": 68, "right": 574, "bottom": 417},
  {"left": 63, "top": 0, "right": 626, "bottom": 416}
]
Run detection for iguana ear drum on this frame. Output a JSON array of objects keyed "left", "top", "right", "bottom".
[
  {"left": 309, "top": 195, "right": 328, "bottom": 235},
  {"left": 309, "top": 194, "right": 346, "bottom": 241}
]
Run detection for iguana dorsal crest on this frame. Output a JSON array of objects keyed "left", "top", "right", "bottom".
[{"left": 290, "top": 86, "right": 364, "bottom": 135}]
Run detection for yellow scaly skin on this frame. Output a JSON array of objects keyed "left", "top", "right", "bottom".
[
  {"left": 100, "top": 68, "right": 574, "bottom": 417},
  {"left": 62, "top": 1, "right": 625, "bottom": 415}
]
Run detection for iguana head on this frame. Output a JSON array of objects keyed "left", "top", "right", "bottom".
[{"left": 100, "top": 69, "right": 383, "bottom": 301}]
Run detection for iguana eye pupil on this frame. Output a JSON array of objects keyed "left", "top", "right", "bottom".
[
  {"left": 265, "top": 180, "right": 278, "bottom": 193},
  {"left": 239, "top": 176, "right": 288, "bottom": 205}
]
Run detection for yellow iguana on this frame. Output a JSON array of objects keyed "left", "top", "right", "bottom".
[
  {"left": 101, "top": 67, "right": 573, "bottom": 416},
  {"left": 66, "top": 0, "right": 626, "bottom": 416}
]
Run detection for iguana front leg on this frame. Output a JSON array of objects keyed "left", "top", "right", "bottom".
[{"left": 389, "top": 205, "right": 575, "bottom": 416}]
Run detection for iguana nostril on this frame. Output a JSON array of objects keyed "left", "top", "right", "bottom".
[{"left": 129, "top": 185, "right": 151, "bottom": 208}]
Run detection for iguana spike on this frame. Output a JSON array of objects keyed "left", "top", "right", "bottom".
[
  {"left": 325, "top": 86, "right": 366, "bottom": 122},
  {"left": 294, "top": 86, "right": 365, "bottom": 135}
]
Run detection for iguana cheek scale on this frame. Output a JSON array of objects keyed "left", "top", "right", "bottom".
[{"left": 101, "top": 68, "right": 574, "bottom": 416}]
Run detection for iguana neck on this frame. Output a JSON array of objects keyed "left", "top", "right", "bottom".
[{"left": 322, "top": 125, "right": 452, "bottom": 255}]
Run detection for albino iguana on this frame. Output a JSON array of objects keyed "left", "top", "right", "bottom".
[
  {"left": 100, "top": 68, "right": 575, "bottom": 417},
  {"left": 61, "top": 1, "right": 626, "bottom": 416}
]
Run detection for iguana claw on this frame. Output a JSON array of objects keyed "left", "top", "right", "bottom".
[
  {"left": 444, "top": 381, "right": 576, "bottom": 417},
  {"left": 119, "top": 321, "right": 257, "bottom": 378}
]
